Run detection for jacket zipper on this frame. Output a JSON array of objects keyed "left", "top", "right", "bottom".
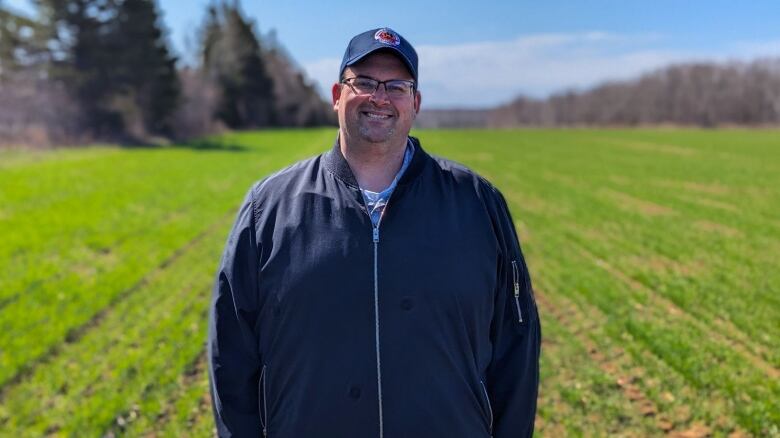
[
  {"left": 259, "top": 364, "right": 268, "bottom": 437},
  {"left": 511, "top": 260, "right": 523, "bottom": 323},
  {"left": 372, "top": 223, "right": 384, "bottom": 438},
  {"left": 361, "top": 192, "right": 390, "bottom": 438},
  {"left": 480, "top": 379, "right": 494, "bottom": 436}
]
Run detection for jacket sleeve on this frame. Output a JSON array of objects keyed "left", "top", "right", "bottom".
[
  {"left": 485, "top": 187, "right": 542, "bottom": 438},
  {"left": 208, "top": 185, "right": 263, "bottom": 437}
]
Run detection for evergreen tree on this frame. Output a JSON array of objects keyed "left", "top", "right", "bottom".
[
  {"left": 33, "top": 0, "right": 124, "bottom": 136},
  {"left": 113, "top": 0, "right": 180, "bottom": 135},
  {"left": 0, "top": 7, "right": 37, "bottom": 78},
  {"left": 201, "top": 1, "right": 275, "bottom": 128},
  {"left": 31, "top": 0, "right": 179, "bottom": 139},
  {"left": 200, "top": 5, "right": 221, "bottom": 70}
]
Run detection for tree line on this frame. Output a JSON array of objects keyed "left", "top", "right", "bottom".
[
  {"left": 416, "top": 59, "right": 780, "bottom": 129},
  {"left": 488, "top": 59, "right": 780, "bottom": 128},
  {"left": 0, "top": 0, "right": 334, "bottom": 146}
]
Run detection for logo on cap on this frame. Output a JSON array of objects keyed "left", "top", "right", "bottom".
[{"left": 374, "top": 29, "right": 400, "bottom": 46}]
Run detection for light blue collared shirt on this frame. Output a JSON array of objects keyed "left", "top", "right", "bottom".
[{"left": 361, "top": 139, "right": 414, "bottom": 226}]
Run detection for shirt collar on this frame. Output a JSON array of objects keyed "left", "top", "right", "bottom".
[{"left": 361, "top": 138, "right": 415, "bottom": 196}]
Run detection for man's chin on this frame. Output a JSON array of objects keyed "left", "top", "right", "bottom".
[{"left": 358, "top": 127, "right": 397, "bottom": 144}]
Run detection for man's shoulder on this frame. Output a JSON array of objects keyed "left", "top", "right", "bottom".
[
  {"left": 427, "top": 153, "right": 502, "bottom": 198},
  {"left": 429, "top": 154, "right": 478, "bottom": 178},
  {"left": 248, "top": 152, "right": 325, "bottom": 202}
]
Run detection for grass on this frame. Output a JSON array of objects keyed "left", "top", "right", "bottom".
[{"left": 0, "top": 128, "right": 777, "bottom": 437}]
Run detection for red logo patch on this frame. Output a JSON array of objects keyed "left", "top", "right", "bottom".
[{"left": 374, "top": 29, "right": 401, "bottom": 46}]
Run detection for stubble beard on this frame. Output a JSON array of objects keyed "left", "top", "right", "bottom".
[
  {"left": 358, "top": 124, "right": 396, "bottom": 144},
  {"left": 342, "top": 101, "right": 415, "bottom": 147}
]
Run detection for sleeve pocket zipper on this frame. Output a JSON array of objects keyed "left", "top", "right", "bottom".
[
  {"left": 259, "top": 364, "right": 268, "bottom": 437},
  {"left": 511, "top": 260, "right": 523, "bottom": 323}
]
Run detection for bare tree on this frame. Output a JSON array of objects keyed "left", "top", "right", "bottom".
[{"left": 482, "top": 58, "right": 780, "bottom": 128}]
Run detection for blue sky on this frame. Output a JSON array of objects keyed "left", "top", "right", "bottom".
[{"left": 6, "top": 0, "right": 780, "bottom": 108}]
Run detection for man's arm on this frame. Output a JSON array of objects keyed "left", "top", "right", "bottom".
[
  {"left": 485, "top": 187, "right": 542, "bottom": 438},
  {"left": 208, "top": 186, "right": 263, "bottom": 437}
]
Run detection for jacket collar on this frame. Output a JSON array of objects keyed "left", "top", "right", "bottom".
[{"left": 323, "top": 135, "right": 429, "bottom": 189}]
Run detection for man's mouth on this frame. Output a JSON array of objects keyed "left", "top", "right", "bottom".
[{"left": 362, "top": 111, "right": 393, "bottom": 120}]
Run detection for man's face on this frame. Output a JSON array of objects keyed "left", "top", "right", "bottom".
[{"left": 332, "top": 52, "right": 421, "bottom": 145}]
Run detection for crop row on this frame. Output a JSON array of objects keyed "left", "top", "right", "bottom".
[
  {"left": 1, "top": 129, "right": 777, "bottom": 436},
  {"left": 0, "top": 210, "right": 230, "bottom": 434},
  {"left": 0, "top": 133, "right": 328, "bottom": 390},
  {"left": 420, "top": 129, "right": 779, "bottom": 435}
]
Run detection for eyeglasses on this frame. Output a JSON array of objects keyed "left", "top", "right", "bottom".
[{"left": 341, "top": 76, "right": 416, "bottom": 98}]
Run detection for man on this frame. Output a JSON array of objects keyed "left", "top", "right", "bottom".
[{"left": 208, "top": 27, "right": 541, "bottom": 438}]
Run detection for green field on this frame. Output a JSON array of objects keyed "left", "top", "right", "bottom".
[{"left": 0, "top": 129, "right": 778, "bottom": 437}]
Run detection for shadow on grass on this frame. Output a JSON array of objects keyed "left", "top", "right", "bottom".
[
  {"left": 112, "top": 134, "right": 248, "bottom": 152},
  {"left": 117, "top": 137, "right": 247, "bottom": 152},
  {"left": 173, "top": 138, "right": 249, "bottom": 152}
]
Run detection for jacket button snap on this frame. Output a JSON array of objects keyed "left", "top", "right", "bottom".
[
  {"left": 348, "top": 386, "right": 362, "bottom": 399},
  {"left": 400, "top": 297, "right": 414, "bottom": 311}
]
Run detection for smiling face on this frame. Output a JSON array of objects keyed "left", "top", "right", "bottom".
[{"left": 332, "top": 51, "right": 421, "bottom": 147}]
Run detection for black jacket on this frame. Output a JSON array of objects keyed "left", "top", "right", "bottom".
[{"left": 208, "top": 137, "right": 541, "bottom": 438}]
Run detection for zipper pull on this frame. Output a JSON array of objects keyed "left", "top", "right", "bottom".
[
  {"left": 373, "top": 227, "right": 380, "bottom": 243},
  {"left": 511, "top": 260, "right": 523, "bottom": 323}
]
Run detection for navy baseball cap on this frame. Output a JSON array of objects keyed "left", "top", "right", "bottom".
[{"left": 339, "top": 28, "right": 419, "bottom": 83}]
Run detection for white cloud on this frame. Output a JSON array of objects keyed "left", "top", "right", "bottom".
[
  {"left": 727, "top": 39, "right": 780, "bottom": 59},
  {"left": 304, "top": 32, "right": 780, "bottom": 108}
]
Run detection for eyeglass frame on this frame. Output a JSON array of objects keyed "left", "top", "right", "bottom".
[{"left": 340, "top": 75, "right": 417, "bottom": 98}]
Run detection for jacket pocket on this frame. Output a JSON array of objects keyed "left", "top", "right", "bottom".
[
  {"left": 259, "top": 364, "right": 268, "bottom": 437},
  {"left": 511, "top": 260, "right": 523, "bottom": 323},
  {"left": 479, "top": 379, "right": 494, "bottom": 435}
]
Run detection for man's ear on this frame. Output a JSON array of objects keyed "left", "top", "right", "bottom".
[
  {"left": 413, "top": 90, "right": 422, "bottom": 115},
  {"left": 332, "top": 82, "right": 342, "bottom": 111}
]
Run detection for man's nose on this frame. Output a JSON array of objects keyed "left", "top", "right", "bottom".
[{"left": 369, "top": 83, "right": 391, "bottom": 104}]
